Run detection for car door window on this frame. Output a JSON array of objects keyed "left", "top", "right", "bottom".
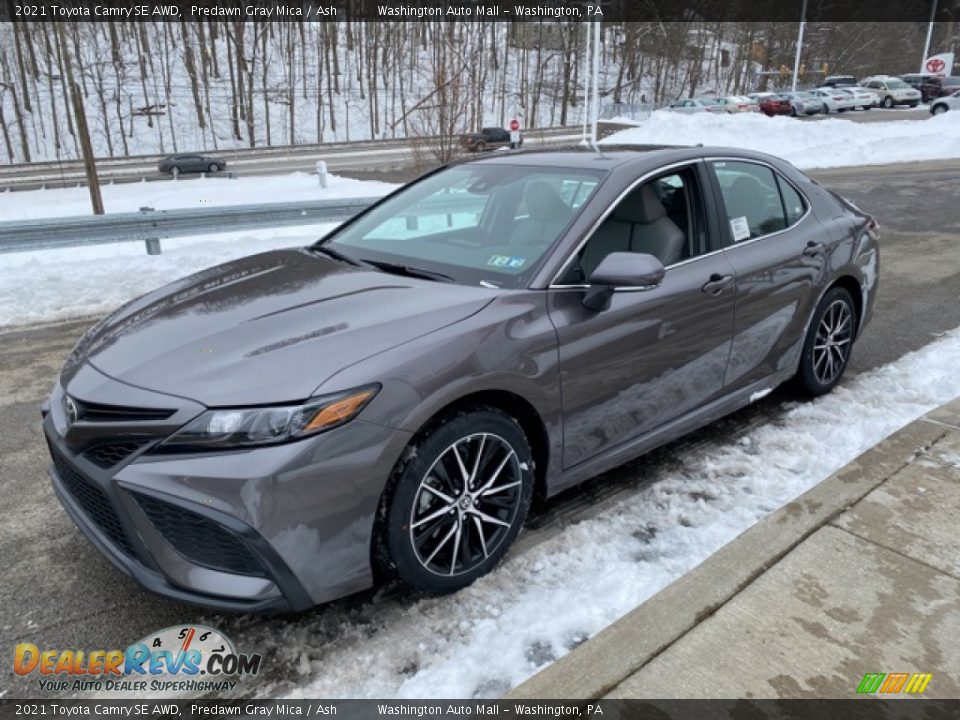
[
  {"left": 778, "top": 177, "right": 806, "bottom": 225},
  {"left": 710, "top": 161, "right": 788, "bottom": 241},
  {"left": 558, "top": 166, "right": 704, "bottom": 284}
]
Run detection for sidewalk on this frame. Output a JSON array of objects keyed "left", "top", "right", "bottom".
[{"left": 508, "top": 397, "right": 960, "bottom": 699}]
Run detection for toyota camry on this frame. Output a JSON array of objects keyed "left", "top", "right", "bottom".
[{"left": 43, "top": 146, "right": 879, "bottom": 611}]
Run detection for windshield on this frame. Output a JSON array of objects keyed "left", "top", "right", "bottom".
[
  {"left": 886, "top": 80, "right": 908, "bottom": 89},
  {"left": 319, "top": 164, "right": 605, "bottom": 288}
]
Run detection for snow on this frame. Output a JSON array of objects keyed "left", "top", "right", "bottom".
[
  {"left": 602, "top": 111, "right": 960, "bottom": 169},
  {"left": 280, "top": 328, "right": 960, "bottom": 699},
  {"left": 0, "top": 172, "right": 394, "bottom": 221},
  {"left": 0, "top": 224, "right": 342, "bottom": 327}
]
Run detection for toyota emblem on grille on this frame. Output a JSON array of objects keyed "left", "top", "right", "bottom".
[{"left": 64, "top": 395, "right": 78, "bottom": 426}]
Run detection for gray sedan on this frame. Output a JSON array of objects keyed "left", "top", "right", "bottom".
[
  {"left": 44, "top": 147, "right": 879, "bottom": 611},
  {"left": 157, "top": 153, "right": 226, "bottom": 175}
]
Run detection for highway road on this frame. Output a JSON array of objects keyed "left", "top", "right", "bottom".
[{"left": 2, "top": 158, "right": 959, "bottom": 699}]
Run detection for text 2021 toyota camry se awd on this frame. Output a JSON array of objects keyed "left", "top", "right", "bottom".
[{"left": 42, "top": 146, "right": 878, "bottom": 611}]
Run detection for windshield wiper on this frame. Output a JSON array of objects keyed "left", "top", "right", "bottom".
[
  {"left": 359, "top": 259, "right": 455, "bottom": 283},
  {"left": 310, "top": 244, "right": 366, "bottom": 267}
]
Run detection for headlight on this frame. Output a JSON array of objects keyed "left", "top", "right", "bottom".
[{"left": 156, "top": 385, "right": 379, "bottom": 453}]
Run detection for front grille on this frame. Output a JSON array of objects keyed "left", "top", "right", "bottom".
[
  {"left": 72, "top": 398, "right": 175, "bottom": 423},
  {"left": 133, "top": 493, "right": 265, "bottom": 577},
  {"left": 83, "top": 440, "right": 150, "bottom": 469},
  {"left": 50, "top": 444, "right": 134, "bottom": 555}
]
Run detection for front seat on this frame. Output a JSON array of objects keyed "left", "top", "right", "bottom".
[
  {"left": 617, "top": 184, "right": 687, "bottom": 267},
  {"left": 509, "top": 181, "right": 572, "bottom": 251}
]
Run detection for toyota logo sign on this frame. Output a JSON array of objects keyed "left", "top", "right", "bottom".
[{"left": 926, "top": 57, "right": 946, "bottom": 73}]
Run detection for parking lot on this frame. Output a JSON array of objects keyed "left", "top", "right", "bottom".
[{"left": 2, "top": 158, "right": 960, "bottom": 699}]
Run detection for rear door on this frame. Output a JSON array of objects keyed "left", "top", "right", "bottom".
[{"left": 706, "top": 159, "right": 826, "bottom": 391}]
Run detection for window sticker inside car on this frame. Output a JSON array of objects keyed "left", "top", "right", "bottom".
[
  {"left": 730, "top": 216, "right": 751, "bottom": 242},
  {"left": 487, "top": 255, "right": 526, "bottom": 269}
]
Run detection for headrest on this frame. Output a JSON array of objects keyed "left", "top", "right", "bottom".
[
  {"left": 614, "top": 184, "right": 667, "bottom": 224},
  {"left": 525, "top": 181, "right": 569, "bottom": 221}
]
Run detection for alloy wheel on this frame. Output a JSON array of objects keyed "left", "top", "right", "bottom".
[
  {"left": 409, "top": 432, "right": 523, "bottom": 577},
  {"left": 812, "top": 300, "right": 853, "bottom": 385}
]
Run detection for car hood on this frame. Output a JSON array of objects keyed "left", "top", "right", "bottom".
[{"left": 70, "top": 248, "right": 494, "bottom": 406}]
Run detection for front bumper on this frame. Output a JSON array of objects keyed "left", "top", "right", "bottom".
[{"left": 44, "top": 367, "right": 412, "bottom": 612}]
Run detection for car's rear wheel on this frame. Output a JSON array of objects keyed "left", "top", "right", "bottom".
[
  {"left": 376, "top": 408, "right": 534, "bottom": 594},
  {"left": 932, "top": 104, "right": 948, "bottom": 115},
  {"left": 794, "top": 287, "right": 856, "bottom": 397},
  {"left": 475, "top": 141, "right": 487, "bottom": 152},
  {"left": 882, "top": 96, "right": 894, "bottom": 109},
  {"left": 171, "top": 166, "right": 180, "bottom": 178},
  {"left": 208, "top": 163, "right": 219, "bottom": 173}
]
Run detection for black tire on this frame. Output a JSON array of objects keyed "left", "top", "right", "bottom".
[
  {"left": 475, "top": 141, "right": 487, "bottom": 152},
  {"left": 376, "top": 407, "right": 534, "bottom": 594},
  {"left": 932, "top": 104, "right": 948, "bottom": 115},
  {"left": 882, "top": 96, "right": 894, "bottom": 109},
  {"left": 791, "top": 107, "right": 798, "bottom": 117},
  {"left": 909, "top": 102, "right": 919, "bottom": 108},
  {"left": 208, "top": 163, "right": 219, "bottom": 173},
  {"left": 793, "top": 286, "right": 857, "bottom": 397}
]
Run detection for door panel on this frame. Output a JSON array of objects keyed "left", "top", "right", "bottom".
[{"left": 549, "top": 253, "right": 736, "bottom": 469}]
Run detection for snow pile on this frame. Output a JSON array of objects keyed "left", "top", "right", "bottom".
[
  {"left": 0, "top": 225, "right": 338, "bottom": 327},
  {"left": 281, "top": 327, "right": 960, "bottom": 699},
  {"left": 0, "top": 172, "right": 395, "bottom": 221},
  {"left": 602, "top": 111, "right": 960, "bottom": 169}
]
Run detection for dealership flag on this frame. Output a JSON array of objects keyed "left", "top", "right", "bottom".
[{"left": 923, "top": 52, "right": 954, "bottom": 76}]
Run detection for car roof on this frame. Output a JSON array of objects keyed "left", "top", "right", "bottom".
[{"left": 458, "top": 145, "right": 792, "bottom": 173}]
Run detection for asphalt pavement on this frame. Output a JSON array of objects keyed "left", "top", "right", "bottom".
[{"left": 1, "top": 158, "right": 959, "bottom": 699}]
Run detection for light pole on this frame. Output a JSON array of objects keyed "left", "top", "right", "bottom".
[
  {"left": 581, "top": 22, "right": 591, "bottom": 145},
  {"left": 590, "top": 19, "right": 601, "bottom": 148},
  {"left": 791, "top": 0, "right": 808, "bottom": 92},
  {"left": 921, "top": 0, "right": 939, "bottom": 73}
]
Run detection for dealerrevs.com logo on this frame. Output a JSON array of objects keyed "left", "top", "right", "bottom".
[{"left": 14, "top": 625, "right": 262, "bottom": 693}]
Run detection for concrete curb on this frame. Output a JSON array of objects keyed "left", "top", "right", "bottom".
[{"left": 506, "top": 397, "right": 960, "bottom": 699}]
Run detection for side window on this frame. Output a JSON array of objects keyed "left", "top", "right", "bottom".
[
  {"left": 710, "top": 161, "right": 787, "bottom": 241},
  {"left": 558, "top": 166, "right": 703, "bottom": 284},
  {"left": 777, "top": 176, "right": 806, "bottom": 226}
]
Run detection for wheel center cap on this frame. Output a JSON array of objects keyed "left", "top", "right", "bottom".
[{"left": 459, "top": 495, "right": 473, "bottom": 511}]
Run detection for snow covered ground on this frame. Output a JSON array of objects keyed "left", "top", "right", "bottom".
[
  {"left": 602, "top": 111, "right": 960, "bottom": 169},
  {"left": 0, "top": 172, "right": 394, "bottom": 221},
  {"left": 262, "top": 326, "right": 960, "bottom": 699}
]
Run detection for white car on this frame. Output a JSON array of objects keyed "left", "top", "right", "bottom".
[
  {"left": 719, "top": 95, "right": 758, "bottom": 112},
  {"left": 861, "top": 76, "right": 922, "bottom": 108},
  {"left": 666, "top": 98, "right": 727, "bottom": 114},
  {"left": 807, "top": 88, "right": 857, "bottom": 113},
  {"left": 930, "top": 90, "right": 960, "bottom": 115},
  {"left": 841, "top": 86, "right": 880, "bottom": 110}
]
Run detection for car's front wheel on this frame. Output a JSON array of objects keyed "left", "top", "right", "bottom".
[
  {"left": 882, "top": 96, "right": 895, "bottom": 109},
  {"left": 208, "top": 163, "right": 219, "bottom": 173},
  {"left": 794, "top": 286, "right": 857, "bottom": 397},
  {"left": 377, "top": 408, "right": 534, "bottom": 594},
  {"left": 932, "top": 104, "right": 948, "bottom": 115}
]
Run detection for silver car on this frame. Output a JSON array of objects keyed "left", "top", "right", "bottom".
[
  {"left": 930, "top": 90, "right": 960, "bottom": 115},
  {"left": 861, "top": 77, "right": 922, "bottom": 108}
]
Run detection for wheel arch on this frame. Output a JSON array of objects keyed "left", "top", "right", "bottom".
[{"left": 827, "top": 274, "right": 864, "bottom": 335}]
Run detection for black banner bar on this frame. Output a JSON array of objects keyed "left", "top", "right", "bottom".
[
  {"left": 2, "top": 0, "right": 959, "bottom": 23},
  {"left": 2, "top": 700, "right": 960, "bottom": 720}
]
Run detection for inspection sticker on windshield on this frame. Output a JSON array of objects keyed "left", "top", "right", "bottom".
[
  {"left": 487, "top": 255, "right": 526, "bottom": 269},
  {"left": 730, "top": 216, "right": 751, "bottom": 242}
]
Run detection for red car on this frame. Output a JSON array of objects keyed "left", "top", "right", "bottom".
[{"left": 759, "top": 94, "right": 793, "bottom": 116}]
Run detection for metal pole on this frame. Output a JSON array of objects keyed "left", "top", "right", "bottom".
[
  {"left": 581, "top": 22, "right": 591, "bottom": 145},
  {"left": 921, "top": 0, "right": 939, "bottom": 73},
  {"left": 590, "top": 20, "right": 601, "bottom": 148},
  {"left": 791, "top": 0, "right": 808, "bottom": 92}
]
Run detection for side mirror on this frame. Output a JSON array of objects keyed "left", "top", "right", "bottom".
[{"left": 583, "top": 252, "right": 666, "bottom": 312}]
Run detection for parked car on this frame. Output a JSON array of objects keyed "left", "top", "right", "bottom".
[
  {"left": 759, "top": 94, "right": 794, "bottom": 116},
  {"left": 838, "top": 87, "right": 879, "bottom": 110},
  {"left": 807, "top": 88, "right": 857, "bottom": 113},
  {"left": 930, "top": 90, "right": 960, "bottom": 115},
  {"left": 460, "top": 127, "right": 520, "bottom": 152},
  {"left": 726, "top": 95, "right": 760, "bottom": 112},
  {"left": 157, "top": 154, "right": 225, "bottom": 175},
  {"left": 666, "top": 98, "right": 726, "bottom": 113},
  {"left": 44, "top": 147, "right": 878, "bottom": 610},
  {"left": 861, "top": 76, "right": 922, "bottom": 108},
  {"left": 902, "top": 75, "right": 960, "bottom": 102},
  {"left": 778, "top": 92, "right": 821, "bottom": 116},
  {"left": 823, "top": 75, "right": 858, "bottom": 88}
]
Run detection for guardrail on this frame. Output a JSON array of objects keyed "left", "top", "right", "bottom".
[
  {"left": 0, "top": 197, "right": 379, "bottom": 255},
  {"left": 0, "top": 193, "right": 495, "bottom": 255}
]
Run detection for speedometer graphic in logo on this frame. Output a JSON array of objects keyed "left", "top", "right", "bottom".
[{"left": 129, "top": 625, "right": 235, "bottom": 677}]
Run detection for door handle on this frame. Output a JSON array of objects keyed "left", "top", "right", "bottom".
[
  {"left": 803, "top": 241, "right": 826, "bottom": 258},
  {"left": 702, "top": 274, "right": 734, "bottom": 296}
]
